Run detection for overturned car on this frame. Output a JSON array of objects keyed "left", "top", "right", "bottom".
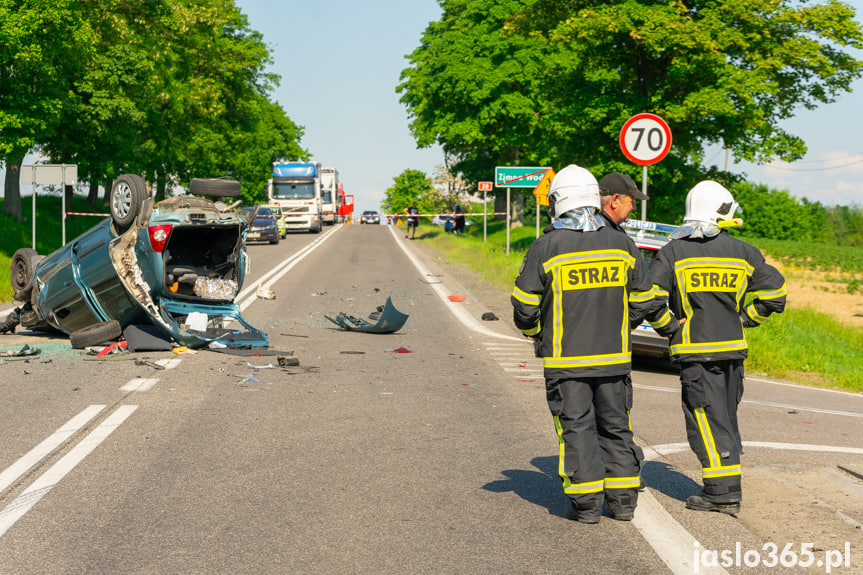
[{"left": 3, "top": 174, "right": 268, "bottom": 349}]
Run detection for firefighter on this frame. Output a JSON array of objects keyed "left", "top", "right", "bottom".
[
  {"left": 511, "top": 164, "right": 679, "bottom": 523},
  {"left": 650, "top": 180, "right": 787, "bottom": 515}
]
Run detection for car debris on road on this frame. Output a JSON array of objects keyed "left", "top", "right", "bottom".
[{"left": 324, "top": 296, "right": 409, "bottom": 334}]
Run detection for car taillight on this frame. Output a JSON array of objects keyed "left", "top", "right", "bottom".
[{"left": 148, "top": 224, "right": 172, "bottom": 253}]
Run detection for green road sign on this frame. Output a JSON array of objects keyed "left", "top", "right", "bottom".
[{"left": 494, "top": 166, "right": 551, "bottom": 188}]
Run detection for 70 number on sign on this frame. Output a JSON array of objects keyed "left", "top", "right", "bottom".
[{"left": 619, "top": 113, "right": 672, "bottom": 166}]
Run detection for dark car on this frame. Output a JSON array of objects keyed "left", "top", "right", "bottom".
[
  {"left": 622, "top": 219, "right": 678, "bottom": 359},
  {"left": 360, "top": 210, "right": 380, "bottom": 224},
  {"left": 3, "top": 174, "right": 268, "bottom": 349},
  {"left": 243, "top": 207, "right": 280, "bottom": 244}
]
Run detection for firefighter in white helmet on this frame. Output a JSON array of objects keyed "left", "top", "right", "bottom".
[
  {"left": 511, "top": 164, "right": 679, "bottom": 523},
  {"left": 651, "top": 180, "right": 786, "bottom": 515}
]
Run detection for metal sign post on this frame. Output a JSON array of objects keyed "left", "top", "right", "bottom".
[
  {"left": 22, "top": 164, "right": 78, "bottom": 247},
  {"left": 494, "top": 166, "right": 551, "bottom": 255},
  {"left": 478, "top": 181, "right": 493, "bottom": 243},
  {"left": 619, "top": 113, "right": 672, "bottom": 221}
]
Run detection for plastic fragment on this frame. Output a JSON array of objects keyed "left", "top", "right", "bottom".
[
  {"left": 448, "top": 295, "right": 466, "bottom": 302},
  {"left": 385, "top": 347, "right": 412, "bottom": 353}
]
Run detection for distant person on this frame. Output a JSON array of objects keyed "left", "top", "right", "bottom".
[
  {"left": 511, "top": 164, "right": 678, "bottom": 524},
  {"left": 650, "top": 180, "right": 787, "bottom": 516},
  {"left": 453, "top": 205, "right": 466, "bottom": 234},
  {"left": 404, "top": 202, "right": 419, "bottom": 239}
]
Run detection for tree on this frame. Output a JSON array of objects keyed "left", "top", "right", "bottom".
[
  {"left": 381, "top": 169, "right": 435, "bottom": 215},
  {"left": 0, "top": 0, "right": 97, "bottom": 220},
  {"left": 399, "top": 0, "right": 863, "bottom": 224}
]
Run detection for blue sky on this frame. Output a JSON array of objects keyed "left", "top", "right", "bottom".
[
  {"left": 234, "top": 0, "right": 863, "bottom": 212},
  {"left": 4, "top": 1, "right": 863, "bottom": 213}
]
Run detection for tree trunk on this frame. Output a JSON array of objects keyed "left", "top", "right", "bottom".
[
  {"left": 87, "top": 179, "right": 99, "bottom": 209},
  {"left": 493, "top": 191, "right": 525, "bottom": 228},
  {"left": 64, "top": 184, "right": 74, "bottom": 210},
  {"left": 102, "top": 179, "right": 113, "bottom": 207},
  {"left": 2, "top": 153, "right": 25, "bottom": 221}
]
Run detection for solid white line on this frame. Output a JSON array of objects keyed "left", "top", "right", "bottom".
[
  {"left": 744, "top": 376, "right": 863, "bottom": 398},
  {"left": 649, "top": 441, "right": 863, "bottom": 457},
  {"left": 237, "top": 225, "right": 342, "bottom": 312},
  {"left": 389, "top": 226, "right": 523, "bottom": 342},
  {"left": 633, "top": 383, "right": 863, "bottom": 419},
  {"left": 120, "top": 378, "right": 159, "bottom": 392},
  {"left": 0, "top": 405, "right": 105, "bottom": 494},
  {"left": 636, "top": 446, "right": 730, "bottom": 575},
  {"left": 0, "top": 405, "right": 138, "bottom": 539}
]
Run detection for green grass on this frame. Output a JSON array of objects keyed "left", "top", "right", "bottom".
[
  {"left": 744, "top": 236, "right": 863, "bottom": 274},
  {"left": 0, "top": 195, "right": 104, "bottom": 302},
  {"left": 419, "top": 218, "right": 863, "bottom": 392}
]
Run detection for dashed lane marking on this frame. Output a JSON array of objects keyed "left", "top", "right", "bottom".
[
  {"left": 0, "top": 405, "right": 138, "bottom": 539},
  {"left": 0, "top": 405, "right": 105, "bottom": 494},
  {"left": 120, "top": 378, "right": 159, "bottom": 392}
]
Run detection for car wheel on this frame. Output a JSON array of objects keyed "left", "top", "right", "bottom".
[
  {"left": 270, "top": 235, "right": 279, "bottom": 245},
  {"left": 10, "top": 248, "right": 41, "bottom": 302},
  {"left": 70, "top": 320, "right": 123, "bottom": 349},
  {"left": 189, "top": 178, "right": 242, "bottom": 198},
  {"left": 111, "top": 174, "right": 147, "bottom": 231}
]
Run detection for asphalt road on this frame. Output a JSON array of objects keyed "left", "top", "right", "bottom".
[{"left": 0, "top": 223, "right": 861, "bottom": 574}]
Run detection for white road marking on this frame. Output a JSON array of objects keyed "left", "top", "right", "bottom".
[
  {"left": 155, "top": 358, "right": 181, "bottom": 370},
  {"left": 636, "top": 446, "right": 730, "bottom": 575},
  {"left": 0, "top": 405, "right": 138, "bottom": 539},
  {"left": 237, "top": 224, "right": 343, "bottom": 312},
  {"left": 0, "top": 405, "right": 105, "bottom": 494},
  {"left": 633, "top": 383, "right": 863, "bottom": 419},
  {"left": 120, "top": 378, "right": 159, "bottom": 392},
  {"left": 390, "top": 226, "right": 524, "bottom": 342}
]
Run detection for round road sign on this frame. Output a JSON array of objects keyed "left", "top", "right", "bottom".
[{"left": 619, "top": 113, "right": 672, "bottom": 166}]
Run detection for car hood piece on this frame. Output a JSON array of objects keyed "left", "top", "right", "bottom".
[{"left": 324, "top": 297, "right": 409, "bottom": 334}]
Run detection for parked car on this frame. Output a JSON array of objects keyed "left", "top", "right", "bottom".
[
  {"left": 260, "top": 204, "right": 286, "bottom": 238},
  {"left": 430, "top": 214, "right": 474, "bottom": 230},
  {"left": 243, "top": 207, "right": 281, "bottom": 244},
  {"left": 2, "top": 174, "right": 268, "bottom": 349},
  {"left": 622, "top": 219, "right": 678, "bottom": 359},
  {"left": 360, "top": 210, "right": 380, "bottom": 224}
]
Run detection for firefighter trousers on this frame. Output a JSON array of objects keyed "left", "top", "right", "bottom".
[
  {"left": 680, "top": 360, "right": 744, "bottom": 503},
  {"left": 547, "top": 375, "right": 643, "bottom": 517}
]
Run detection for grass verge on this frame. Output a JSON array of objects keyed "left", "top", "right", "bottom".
[
  {"left": 420, "top": 218, "right": 863, "bottom": 392},
  {"left": 0, "top": 196, "right": 104, "bottom": 302}
]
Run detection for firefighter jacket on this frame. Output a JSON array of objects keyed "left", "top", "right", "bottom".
[
  {"left": 511, "top": 222, "right": 678, "bottom": 379},
  {"left": 650, "top": 231, "right": 787, "bottom": 363}
]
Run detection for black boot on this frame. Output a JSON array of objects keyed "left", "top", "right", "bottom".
[{"left": 685, "top": 495, "right": 740, "bottom": 515}]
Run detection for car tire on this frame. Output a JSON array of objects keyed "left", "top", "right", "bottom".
[
  {"left": 270, "top": 235, "right": 279, "bottom": 245},
  {"left": 70, "top": 320, "right": 123, "bottom": 349},
  {"left": 189, "top": 178, "right": 242, "bottom": 198},
  {"left": 111, "top": 174, "right": 148, "bottom": 231},
  {"left": 10, "top": 248, "right": 42, "bottom": 302}
]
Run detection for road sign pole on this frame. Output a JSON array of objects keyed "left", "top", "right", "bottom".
[
  {"left": 31, "top": 166, "right": 36, "bottom": 250},
  {"left": 506, "top": 188, "right": 511, "bottom": 256},
  {"left": 642, "top": 165, "right": 648, "bottom": 221},
  {"left": 483, "top": 189, "right": 487, "bottom": 243}
]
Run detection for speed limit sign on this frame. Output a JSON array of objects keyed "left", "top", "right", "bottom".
[{"left": 619, "top": 113, "right": 672, "bottom": 166}]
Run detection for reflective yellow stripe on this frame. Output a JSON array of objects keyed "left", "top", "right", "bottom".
[
  {"left": 694, "top": 407, "right": 720, "bottom": 468},
  {"left": 670, "top": 339, "right": 748, "bottom": 356},
  {"left": 522, "top": 323, "right": 541, "bottom": 336},
  {"left": 605, "top": 476, "right": 641, "bottom": 489},
  {"left": 564, "top": 480, "right": 605, "bottom": 495},
  {"left": 553, "top": 268, "right": 564, "bottom": 358},
  {"left": 512, "top": 285, "right": 540, "bottom": 305},
  {"left": 629, "top": 287, "right": 656, "bottom": 303},
  {"left": 544, "top": 353, "right": 631, "bottom": 369},
  {"left": 653, "top": 285, "right": 669, "bottom": 298},
  {"left": 543, "top": 249, "right": 636, "bottom": 274},
  {"left": 751, "top": 282, "right": 788, "bottom": 300},
  {"left": 650, "top": 309, "right": 672, "bottom": 330},
  {"left": 745, "top": 303, "right": 767, "bottom": 323},
  {"left": 703, "top": 464, "right": 741, "bottom": 479}
]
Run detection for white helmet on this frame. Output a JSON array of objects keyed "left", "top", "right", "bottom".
[
  {"left": 683, "top": 180, "right": 742, "bottom": 226},
  {"left": 548, "top": 164, "right": 600, "bottom": 219}
]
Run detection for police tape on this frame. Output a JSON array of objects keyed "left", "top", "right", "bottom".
[{"left": 64, "top": 212, "right": 110, "bottom": 217}]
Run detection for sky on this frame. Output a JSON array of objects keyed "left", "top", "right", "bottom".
[{"left": 4, "top": 0, "right": 863, "bottom": 213}]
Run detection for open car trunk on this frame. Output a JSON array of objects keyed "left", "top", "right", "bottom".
[{"left": 162, "top": 225, "right": 242, "bottom": 300}]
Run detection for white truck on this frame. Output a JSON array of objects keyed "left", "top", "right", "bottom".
[
  {"left": 320, "top": 167, "right": 339, "bottom": 224},
  {"left": 268, "top": 162, "right": 323, "bottom": 233}
]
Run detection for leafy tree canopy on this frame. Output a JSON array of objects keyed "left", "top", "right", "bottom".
[
  {"left": 382, "top": 169, "right": 435, "bottom": 215},
  {"left": 399, "top": 0, "right": 863, "bottom": 223}
]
